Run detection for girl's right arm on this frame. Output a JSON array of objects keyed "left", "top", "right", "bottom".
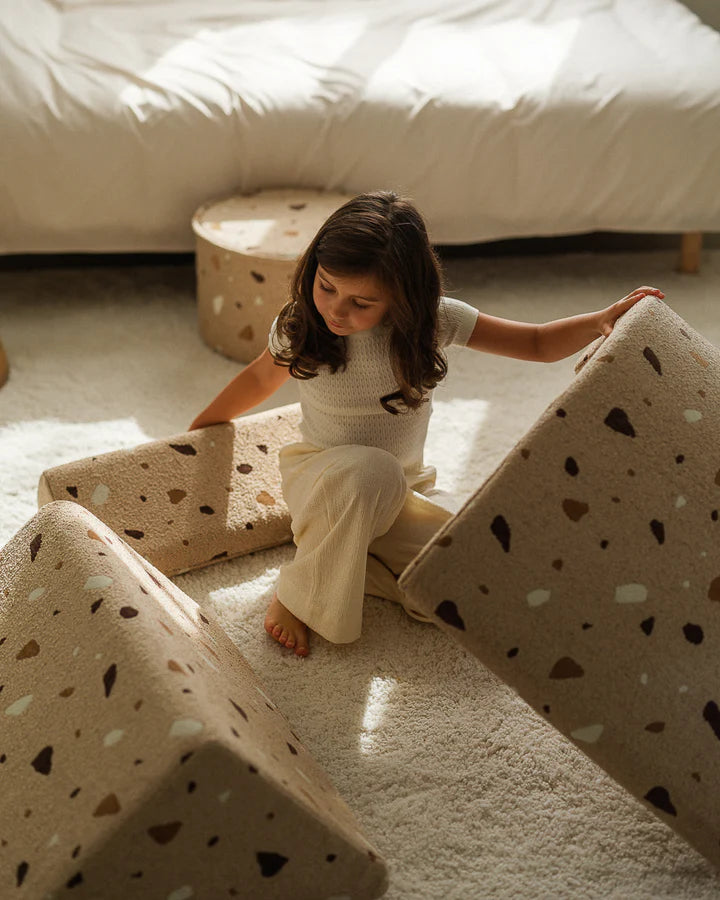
[{"left": 189, "top": 349, "right": 292, "bottom": 430}]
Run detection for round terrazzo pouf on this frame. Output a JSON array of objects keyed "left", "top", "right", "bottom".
[
  {"left": 192, "top": 188, "right": 354, "bottom": 363},
  {"left": 0, "top": 338, "right": 8, "bottom": 388}
]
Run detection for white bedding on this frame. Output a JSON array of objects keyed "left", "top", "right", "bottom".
[{"left": 1, "top": 0, "right": 719, "bottom": 253}]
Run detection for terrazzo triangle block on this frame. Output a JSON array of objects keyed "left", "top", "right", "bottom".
[
  {"left": 399, "top": 298, "right": 720, "bottom": 869},
  {"left": 38, "top": 404, "right": 302, "bottom": 577},
  {"left": 0, "top": 501, "right": 389, "bottom": 899}
]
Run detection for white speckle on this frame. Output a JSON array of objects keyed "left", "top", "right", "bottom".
[
  {"left": 218, "top": 790, "right": 231, "bottom": 803},
  {"left": 167, "top": 887, "right": 194, "bottom": 900},
  {"left": 47, "top": 833, "right": 60, "bottom": 848},
  {"left": 84, "top": 575, "right": 113, "bottom": 590},
  {"left": 29, "top": 587, "right": 46, "bottom": 602},
  {"left": 73, "top": 646, "right": 81, "bottom": 657},
  {"left": 256, "top": 686, "right": 275, "bottom": 708},
  {"left": 614, "top": 583, "right": 647, "bottom": 604},
  {"left": 254, "top": 295, "right": 264, "bottom": 306},
  {"left": 210, "top": 440, "right": 215, "bottom": 448},
  {"left": 169, "top": 718, "right": 204, "bottom": 738},
  {"left": 683, "top": 580, "right": 690, "bottom": 589},
  {"left": 675, "top": 495, "right": 687, "bottom": 508},
  {"left": 570, "top": 724, "right": 604, "bottom": 744},
  {"left": 91, "top": 484, "right": 110, "bottom": 506},
  {"left": 640, "top": 673, "right": 649, "bottom": 685},
  {"left": 701, "top": 551, "right": 707, "bottom": 558},
  {"left": 198, "top": 652, "right": 219, "bottom": 672},
  {"left": 104, "top": 729, "right": 125, "bottom": 747},
  {"left": 212, "top": 294, "right": 224, "bottom": 315},
  {"left": 295, "top": 766, "right": 312, "bottom": 784},
  {"left": 679, "top": 685, "right": 689, "bottom": 693},
  {"left": 527, "top": 588, "right": 551, "bottom": 607},
  {"left": 684, "top": 409, "right": 702, "bottom": 423},
  {"left": 5, "top": 694, "right": 33, "bottom": 716},
  {"left": 95, "top": 652, "right": 103, "bottom": 660}
]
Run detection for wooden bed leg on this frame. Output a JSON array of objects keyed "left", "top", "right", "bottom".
[{"left": 678, "top": 232, "right": 702, "bottom": 274}]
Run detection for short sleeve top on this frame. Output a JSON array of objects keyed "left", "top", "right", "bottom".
[{"left": 269, "top": 296, "right": 478, "bottom": 473}]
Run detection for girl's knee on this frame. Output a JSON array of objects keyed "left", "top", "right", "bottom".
[{"left": 325, "top": 446, "right": 406, "bottom": 505}]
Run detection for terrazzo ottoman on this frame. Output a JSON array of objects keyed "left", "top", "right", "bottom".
[
  {"left": 193, "top": 188, "right": 353, "bottom": 363},
  {"left": 0, "top": 501, "right": 389, "bottom": 899},
  {"left": 399, "top": 298, "right": 720, "bottom": 869},
  {"left": 38, "top": 404, "right": 302, "bottom": 577}
]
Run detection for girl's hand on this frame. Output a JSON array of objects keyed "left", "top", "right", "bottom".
[{"left": 598, "top": 286, "right": 665, "bottom": 337}]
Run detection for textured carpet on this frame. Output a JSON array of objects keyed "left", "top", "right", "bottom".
[{"left": 1, "top": 249, "right": 720, "bottom": 899}]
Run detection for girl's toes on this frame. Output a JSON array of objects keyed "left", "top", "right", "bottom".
[
  {"left": 286, "top": 637, "right": 296, "bottom": 649},
  {"left": 272, "top": 624, "right": 282, "bottom": 639}
]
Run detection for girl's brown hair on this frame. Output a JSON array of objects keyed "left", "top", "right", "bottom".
[{"left": 272, "top": 190, "right": 447, "bottom": 413}]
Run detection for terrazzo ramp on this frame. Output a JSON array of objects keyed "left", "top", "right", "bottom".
[
  {"left": 37, "top": 404, "right": 303, "bottom": 577},
  {"left": 399, "top": 297, "right": 720, "bottom": 871},
  {"left": 0, "top": 501, "right": 388, "bottom": 899}
]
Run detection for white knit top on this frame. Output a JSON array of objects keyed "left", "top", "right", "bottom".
[{"left": 269, "top": 296, "right": 478, "bottom": 475}]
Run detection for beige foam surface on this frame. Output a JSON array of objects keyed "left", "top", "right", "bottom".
[
  {"left": 400, "top": 297, "right": 720, "bottom": 870},
  {"left": 0, "top": 500, "right": 388, "bottom": 898},
  {"left": 37, "top": 404, "right": 303, "bottom": 577}
]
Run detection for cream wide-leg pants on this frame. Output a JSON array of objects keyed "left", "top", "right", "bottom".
[{"left": 275, "top": 442, "right": 454, "bottom": 644}]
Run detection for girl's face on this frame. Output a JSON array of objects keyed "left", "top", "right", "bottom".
[{"left": 313, "top": 265, "right": 392, "bottom": 336}]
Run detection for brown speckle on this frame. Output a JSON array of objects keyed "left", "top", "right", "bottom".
[
  {"left": 30, "top": 534, "right": 42, "bottom": 562},
  {"left": 563, "top": 499, "right": 589, "bottom": 522},
  {"left": 148, "top": 822, "right": 182, "bottom": 844},
  {"left": 549, "top": 657, "right": 584, "bottom": 679},
  {"left": 435, "top": 600, "right": 465, "bottom": 630},
  {"left": 644, "top": 786, "right": 677, "bottom": 816},
  {"left": 169, "top": 443, "right": 197, "bottom": 457},
  {"left": 604, "top": 407, "right": 636, "bottom": 437},
  {"left": 17, "top": 640, "right": 40, "bottom": 660}
]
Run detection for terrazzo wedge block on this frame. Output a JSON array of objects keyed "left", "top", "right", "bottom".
[
  {"left": 193, "top": 188, "right": 354, "bottom": 363},
  {"left": 38, "top": 404, "right": 302, "bottom": 577},
  {"left": 399, "top": 298, "right": 720, "bottom": 869},
  {"left": 0, "top": 501, "right": 389, "bottom": 899}
]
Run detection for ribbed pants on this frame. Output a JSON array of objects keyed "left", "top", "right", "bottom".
[{"left": 275, "top": 442, "right": 453, "bottom": 643}]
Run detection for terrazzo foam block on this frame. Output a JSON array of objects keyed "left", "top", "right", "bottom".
[
  {"left": 193, "top": 188, "right": 353, "bottom": 363},
  {"left": 38, "top": 404, "right": 302, "bottom": 577},
  {"left": 399, "top": 298, "right": 720, "bottom": 869},
  {"left": 0, "top": 501, "right": 389, "bottom": 899}
]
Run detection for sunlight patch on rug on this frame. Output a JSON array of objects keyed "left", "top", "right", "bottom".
[{"left": 360, "top": 675, "right": 398, "bottom": 754}]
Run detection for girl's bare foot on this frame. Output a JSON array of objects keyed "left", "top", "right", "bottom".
[{"left": 264, "top": 593, "right": 310, "bottom": 657}]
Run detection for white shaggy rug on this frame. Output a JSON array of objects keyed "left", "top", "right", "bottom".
[{"left": 2, "top": 249, "right": 720, "bottom": 899}]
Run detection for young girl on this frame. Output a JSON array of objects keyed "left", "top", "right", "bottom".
[{"left": 190, "top": 191, "right": 664, "bottom": 658}]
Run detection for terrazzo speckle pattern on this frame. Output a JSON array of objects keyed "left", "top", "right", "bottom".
[
  {"left": 38, "top": 405, "right": 302, "bottom": 577},
  {"left": 400, "top": 297, "right": 720, "bottom": 870},
  {"left": 0, "top": 502, "right": 388, "bottom": 898}
]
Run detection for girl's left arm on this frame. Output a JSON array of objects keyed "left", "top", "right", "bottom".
[{"left": 466, "top": 286, "right": 665, "bottom": 363}]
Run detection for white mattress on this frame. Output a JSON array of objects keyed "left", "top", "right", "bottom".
[{"left": 1, "top": 0, "right": 719, "bottom": 253}]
